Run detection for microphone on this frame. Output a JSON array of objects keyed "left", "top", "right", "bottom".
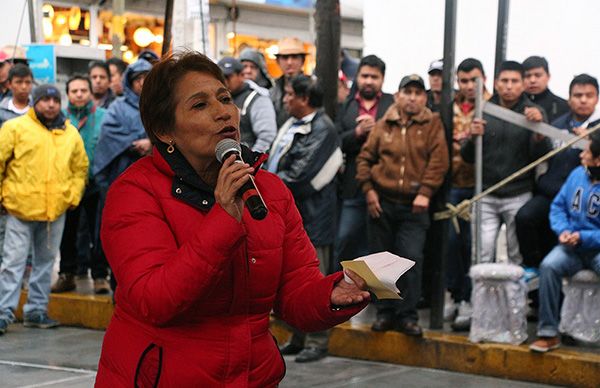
[{"left": 215, "top": 139, "right": 268, "bottom": 220}]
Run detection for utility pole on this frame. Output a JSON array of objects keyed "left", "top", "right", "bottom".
[
  {"left": 494, "top": 0, "right": 510, "bottom": 77},
  {"left": 314, "top": 0, "right": 340, "bottom": 121},
  {"left": 111, "top": 0, "right": 125, "bottom": 59},
  {"left": 428, "top": 0, "right": 457, "bottom": 330}
]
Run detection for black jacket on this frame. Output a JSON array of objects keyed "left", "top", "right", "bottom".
[
  {"left": 269, "top": 110, "right": 342, "bottom": 246},
  {"left": 461, "top": 94, "right": 553, "bottom": 197},
  {"left": 536, "top": 112, "right": 600, "bottom": 198},
  {"left": 526, "top": 88, "right": 569, "bottom": 123},
  {"left": 270, "top": 76, "right": 291, "bottom": 128},
  {"left": 336, "top": 93, "right": 395, "bottom": 199}
]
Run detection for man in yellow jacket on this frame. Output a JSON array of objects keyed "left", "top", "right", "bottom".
[{"left": 0, "top": 84, "right": 88, "bottom": 335}]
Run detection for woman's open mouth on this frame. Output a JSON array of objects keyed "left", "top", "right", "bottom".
[{"left": 218, "top": 126, "right": 239, "bottom": 137}]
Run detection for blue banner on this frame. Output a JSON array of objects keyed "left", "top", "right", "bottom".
[
  {"left": 265, "top": 0, "right": 313, "bottom": 9},
  {"left": 24, "top": 44, "right": 56, "bottom": 84}
]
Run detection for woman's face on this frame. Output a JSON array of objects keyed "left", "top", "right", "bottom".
[{"left": 169, "top": 71, "right": 240, "bottom": 169}]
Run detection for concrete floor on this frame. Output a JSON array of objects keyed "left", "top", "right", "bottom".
[{"left": 0, "top": 324, "right": 555, "bottom": 388}]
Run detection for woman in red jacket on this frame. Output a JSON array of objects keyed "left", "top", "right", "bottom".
[{"left": 95, "top": 51, "right": 370, "bottom": 387}]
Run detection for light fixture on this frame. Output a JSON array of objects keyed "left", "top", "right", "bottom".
[
  {"left": 265, "top": 44, "right": 278, "bottom": 59},
  {"left": 120, "top": 45, "right": 128, "bottom": 52},
  {"left": 226, "top": 31, "right": 235, "bottom": 39},
  {"left": 42, "top": 3, "right": 54, "bottom": 19},
  {"left": 123, "top": 50, "right": 135, "bottom": 62},
  {"left": 80, "top": 39, "right": 90, "bottom": 46},
  {"left": 42, "top": 18, "right": 53, "bottom": 39},
  {"left": 58, "top": 33, "right": 72, "bottom": 46},
  {"left": 68, "top": 6, "right": 81, "bottom": 30},
  {"left": 84, "top": 11, "right": 90, "bottom": 30},
  {"left": 55, "top": 13, "right": 67, "bottom": 26},
  {"left": 154, "top": 34, "right": 163, "bottom": 44},
  {"left": 133, "top": 27, "right": 154, "bottom": 48},
  {"left": 98, "top": 43, "right": 113, "bottom": 51}
]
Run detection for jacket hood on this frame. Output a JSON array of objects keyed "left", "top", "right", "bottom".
[
  {"left": 245, "top": 79, "right": 270, "bottom": 97},
  {"left": 122, "top": 58, "right": 153, "bottom": 107}
]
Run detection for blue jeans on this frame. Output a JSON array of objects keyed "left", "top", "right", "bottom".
[
  {"left": 0, "top": 214, "right": 66, "bottom": 322},
  {"left": 537, "top": 245, "right": 600, "bottom": 337},
  {"left": 446, "top": 188, "right": 473, "bottom": 302},
  {"left": 333, "top": 195, "right": 369, "bottom": 267}
]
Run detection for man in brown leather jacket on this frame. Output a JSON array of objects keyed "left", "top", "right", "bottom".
[{"left": 356, "top": 74, "right": 449, "bottom": 336}]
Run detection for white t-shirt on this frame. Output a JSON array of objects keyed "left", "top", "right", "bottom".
[{"left": 7, "top": 99, "right": 29, "bottom": 115}]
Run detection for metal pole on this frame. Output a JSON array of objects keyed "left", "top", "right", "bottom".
[
  {"left": 494, "top": 0, "right": 510, "bottom": 78},
  {"left": 473, "top": 78, "right": 484, "bottom": 264},
  {"left": 429, "top": 0, "right": 457, "bottom": 330},
  {"left": 27, "top": 0, "right": 36, "bottom": 43},
  {"left": 162, "top": 0, "right": 175, "bottom": 56}
]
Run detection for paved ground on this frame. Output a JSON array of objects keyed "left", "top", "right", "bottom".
[{"left": 0, "top": 324, "right": 555, "bottom": 388}]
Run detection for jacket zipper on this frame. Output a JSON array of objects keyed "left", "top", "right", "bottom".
[{"left": 399, "top": 125, "right": 407, "bottom": 189}]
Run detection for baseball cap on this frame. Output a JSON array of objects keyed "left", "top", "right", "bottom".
[
  {"left": 399, "top": 74, "right": 426, "bottom": 90},
  {"left": 217, "top": 57, "right": 243, "bottom": 76},
  {"left": 428, "top": 59, "right": 443, "bottom": 74}
]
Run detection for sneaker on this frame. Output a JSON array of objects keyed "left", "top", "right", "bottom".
[
  {"left": 51, "top": 273, "right": 76, "bottom": 293},
  {"left": 529, "top": 336, "right": 560, "bottom": 352},
  {"left": 23, "top": 312, "right": 60, "bottom": 329},
  {"left": 0, "top": 319, "right": 8, "bottom": 335},
  {"left": 444, "top": 301, "right": 459, "bottom": 322},
  {"left": 94, "top": 278, "right": 111, "bottom": 294},
  {"left": 523, "top": 267, "right": 540, "bottom": 291},
  {"left": 451, "top": 301, "right": 472, "bottom": 331}
]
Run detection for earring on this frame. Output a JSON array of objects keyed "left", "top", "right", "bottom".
[{"left": 167, "top": 139, "right": 175, "bottom": 154}]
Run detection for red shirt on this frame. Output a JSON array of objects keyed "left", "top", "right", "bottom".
[{"left": 355, "top": 91, "right": 382, "bottom": 119}]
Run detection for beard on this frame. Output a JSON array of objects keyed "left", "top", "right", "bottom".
[{"left": 358, "top": 86, "right": 377, "bottom": 100}]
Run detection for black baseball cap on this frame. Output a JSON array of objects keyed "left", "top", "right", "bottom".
[
  {"left": 399, "top": 74, "right": 426, "bottom": 90},
  {"left": 217, "top": 57, "right": 243, "bottom": 76}
]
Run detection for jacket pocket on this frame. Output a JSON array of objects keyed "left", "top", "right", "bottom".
[{"left": 134, "top": 343, "right": 163, "bottom": 388}]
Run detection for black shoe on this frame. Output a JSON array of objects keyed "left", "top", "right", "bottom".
[
  {"left": 279, "top": 342, "right": 303, "bottom": 355},
  {"left": 295, "top": 347, "right": 327, "bottom": 363},
  {"left": 371, "top": 314, "right": 395, "bottom": 332},
  {"left": 396, "top": 321, "right": 423, "bottom": 337}
]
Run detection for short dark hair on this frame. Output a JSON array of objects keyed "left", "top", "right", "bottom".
[
  {"left": 290, "top": 74, "right": 323, "bottom": 108},
  {"left": 522, "top": 56, "right": 549, "bottom": 74},
  {"left": 457, "top": 58, "right": 485, "bottom": 76},
  {"left": 569, "top": 73, "right": 599, "bottom": 96},
  {"left": 140, "top": 51, "right": 225, "bottom": 144},
  {"left": 106, "top": 57, "right": 128, "bottom": 75},
  {"left": 590, "top": 130, "right": 600, "bottom": 158},
  {"left": 66, "top": 74, "right": 92, "bottom": 93},
  {"left": 8, "top": 63, "right": 33, "bottom": 81},
  {"left": 357, "top": 55, "right": 386, "bottom": 77},
  {"left": 88, "top": 60, "right": 111, "bottom": 81},
  {"left": 497, "top": 60, "right": 524, "bottom": 79}
]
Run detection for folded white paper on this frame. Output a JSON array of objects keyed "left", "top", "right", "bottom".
[{"left": 341, "top": 251, "right": 415, "bottom": 299}]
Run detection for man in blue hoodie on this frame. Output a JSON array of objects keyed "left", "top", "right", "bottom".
[
  {"left": 529, "top": 130, "right": 600, "bottom": 353},
  {"left": 93, "top": 57, "right": 153, "bottom": 291}
]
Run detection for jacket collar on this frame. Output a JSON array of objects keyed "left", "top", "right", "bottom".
[
  {"left": 384, "top": 104, "right": 433, "bottom": 126},
  {"left": 489, "top": 93, "right": 529, "bottom": 112},
  {"left": 153, "top": 142, "right": 266, "bottom": 212},
  {"left": 30, "top": 107, "right": 66, "bottom": 130},
  {"left": 526, "top": 88, "right": 552, "bottom": 102},
  {"left": 67, "top": 100, "right": 95, "bottom": 117}
]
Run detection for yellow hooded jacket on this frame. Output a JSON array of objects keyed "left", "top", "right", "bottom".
[{"left": 0, "top": 108, "right": 88, "bottom": 222}]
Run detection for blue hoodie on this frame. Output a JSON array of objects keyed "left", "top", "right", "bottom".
[
  {"left": 550, "top": 166, "right": 600, "bottom": 251},
  {"left": 92, "top": 58, "right": 152, "bottom": 188}
]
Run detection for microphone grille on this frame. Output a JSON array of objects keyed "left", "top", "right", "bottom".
[{"left": 215, "top": 139, "right": 242, "bottom": 163}]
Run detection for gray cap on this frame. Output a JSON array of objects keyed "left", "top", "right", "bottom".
[
  {"left": 398, "top": 74, "right": 426, "bottom": 90},
  {"left": 32, "top": 84, "right": 61, "bottom": 105},
  {"left": 217, "top": 57, "right": 243, "bottom": 76}
]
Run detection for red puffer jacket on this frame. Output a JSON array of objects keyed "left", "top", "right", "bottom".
[{"left": 95, "top": 149, "right": 365, "bottom": 387}]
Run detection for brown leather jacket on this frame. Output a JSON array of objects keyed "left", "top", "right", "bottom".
[{"left": 356, "top": 104, "right": 449, "bottom": 203}]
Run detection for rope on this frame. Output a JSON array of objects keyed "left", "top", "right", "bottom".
[{"left": 434, "top": 123, "right": 600, "bottom": 225}]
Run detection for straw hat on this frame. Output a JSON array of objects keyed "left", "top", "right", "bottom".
[{"left": 276, "top": 37, "right": 307, "bottom": 56}]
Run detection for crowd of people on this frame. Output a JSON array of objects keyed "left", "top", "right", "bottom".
[{"left": 0, "top": 36, "right": 598, "bottom": 367}]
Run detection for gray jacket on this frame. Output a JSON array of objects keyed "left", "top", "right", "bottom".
[
  {"left": 233, "top": 80, "right": 277, "bottom": 153},
  {"left": 0, "top": 97, "right": 30, "bottom": 127}
]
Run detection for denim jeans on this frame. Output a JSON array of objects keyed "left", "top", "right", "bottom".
[
  {"left": 333, "top": 195, "right": 369, "bottom": 267},
  {"left": 0, "top": 214, "right": 66, "bottom": 322},
  {"left": 537, "top": 245, "right": 600, "bottom": 337},
  {"left": 446, "top": 187, "right": 473, "bottom": 302},
  {"left": 477, "top": 192, "right": 532, "bottom": 264},
  {"left": 367, "top": 198, "right": 430, "bottom": 323}
]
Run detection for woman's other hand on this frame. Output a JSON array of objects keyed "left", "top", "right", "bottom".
[
  {"left": 330, "top": 269, "right": 370, "bottom": 306},
  {"left": 214, "top": 154, "right": 254, "bottom": 222}
]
